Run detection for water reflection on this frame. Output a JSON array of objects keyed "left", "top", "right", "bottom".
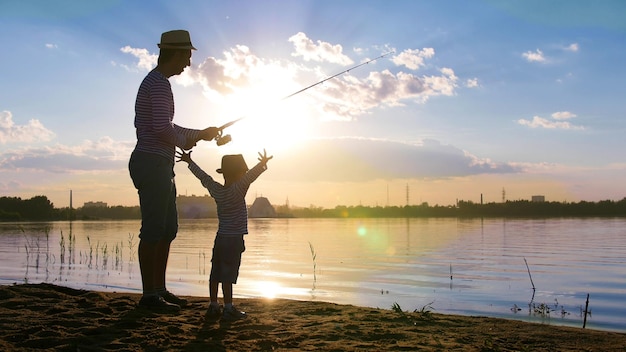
[{"left": 1, "top": 218, "right": 625, "bottom": 332}]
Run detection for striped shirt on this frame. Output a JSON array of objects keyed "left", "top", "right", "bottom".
[
  {"left": 133, "top": 69, "right": 200, "bottom": 162},
  {"left": 187, "top": 160, "right": 267, "bottom": 236}
]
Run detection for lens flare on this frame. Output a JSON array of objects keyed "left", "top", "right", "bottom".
[{"left": 254, "top": 281, "right": 281, "bottom": 299}]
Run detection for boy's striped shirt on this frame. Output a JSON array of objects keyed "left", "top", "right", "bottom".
[{"left": 188, "top": 160, "right": 267, "bottom": 236}]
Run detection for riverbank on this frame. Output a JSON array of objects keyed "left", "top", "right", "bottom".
[{"left": 1, "top": 283, "right": 625, "bottom": 351}]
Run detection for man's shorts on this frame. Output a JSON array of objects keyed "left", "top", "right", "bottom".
[
  {"left": 210, "top": 235, "right": 246, "bottom": 284},
  {"left": 129, "top": 151, "right": 178, "bottom": 243}
]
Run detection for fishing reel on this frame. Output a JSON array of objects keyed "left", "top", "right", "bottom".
[
  {"left": 215, "top": 130, "right": 232, "bottom": 146},
  {"left": 214, "top": 118, "right": 241, "bottom": 146}
]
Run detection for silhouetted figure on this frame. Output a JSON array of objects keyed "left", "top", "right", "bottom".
[
  {"left": 176, "top": 149, "right": 272, "bottom": 320},
  {"left": 129, "top": 30, "right": 219, "bottom": 312}
]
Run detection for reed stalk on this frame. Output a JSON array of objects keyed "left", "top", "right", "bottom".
[
  {"left": 59, "top": 231, "right": 65, "bottom": 265},
  {"left": 308, "top": 242, "right": 317, "bottom": 290},
  {"left": 524, "top": 257, "right": 536, "bottom": 290},
  {"left": 583, "top": 293, "right": 590, "bottom": 328}
]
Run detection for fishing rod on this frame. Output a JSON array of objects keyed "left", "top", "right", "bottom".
[
  {"left": 214, "top": 50, "right": 395, "bottom": 146},
  {"left": 281, "top": 51, "right": 395, "bottom": 100}
]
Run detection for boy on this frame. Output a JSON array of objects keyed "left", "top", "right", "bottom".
[{"left": 176, "top": 148, "right": 272, "bottom": 320}]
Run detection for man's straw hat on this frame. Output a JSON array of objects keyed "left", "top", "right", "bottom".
[{"left": 158, "top": 30, "right": 197, "bottom": 50}]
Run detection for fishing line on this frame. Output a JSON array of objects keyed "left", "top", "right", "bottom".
[{"left": 281, "top": 51, "right": 395, "bottom": 100}]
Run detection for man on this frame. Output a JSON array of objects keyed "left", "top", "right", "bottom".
[{"left": 129, "top": 30, "right": 218, "bottom": 311}]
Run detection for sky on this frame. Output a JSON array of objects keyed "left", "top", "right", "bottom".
[{"left": 1, "top": 0, "right": 626, "bottom": 209}]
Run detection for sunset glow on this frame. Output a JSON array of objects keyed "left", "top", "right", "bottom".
[{"left": 2, "top": 1, "right": 626, "bottom": 208}]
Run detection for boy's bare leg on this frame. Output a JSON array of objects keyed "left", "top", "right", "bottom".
[
  {"left": 223, "top": 283, "right": 233, "bottom": 305},
  {"left": 209, "top": 281, "right": 219, "bottom": 303},
  {"left": 221, "top": 282, "right": 246, "bottom": 319}
]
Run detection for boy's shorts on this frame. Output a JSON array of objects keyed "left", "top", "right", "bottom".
[
  {"left": 129, "top": 151, "right": 178, "bottom": 243},
  {"left": 210, "top": 235, "right": 245, "bottom": 284}
]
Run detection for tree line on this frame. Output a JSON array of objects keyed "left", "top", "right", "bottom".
[
  {"left": 0, "top": 196, "right": 139, "bottom": 221},
  {"left": 287, "top": 198, "right": 626, "bottom": 218},
  {"left": 0, "top": 196, "right": 56, "bottom": 221},
  {"left": 2, "top": 195, "right": 626, "bottom": 221}
]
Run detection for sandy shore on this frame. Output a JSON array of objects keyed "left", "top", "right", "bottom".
[{"left": 1, "top": 283, "right": 625, "bottom": 351}]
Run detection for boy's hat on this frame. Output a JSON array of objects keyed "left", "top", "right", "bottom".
[
  {"left": 158, "top": 30, "right": 197, "bottom": 50},
  {"left": 217, "top": 154, "right": 248, "bottom": 174}
]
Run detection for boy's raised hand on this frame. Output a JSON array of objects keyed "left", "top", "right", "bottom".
[
  {"left": 176, "top": 148, "right": 193, "bottom": 164},
  {"left": 258, "top": 149, "right": 273, "bottom": 167}
]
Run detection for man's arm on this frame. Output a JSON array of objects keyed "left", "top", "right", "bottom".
[{"left": 174, "top": 125, "right": 219, "bottom": 150}]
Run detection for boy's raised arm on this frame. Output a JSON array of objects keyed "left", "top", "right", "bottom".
[
  {"left": 175, "top": 148, "right": 193, "bottom": 164},
  {"left": 257, "top": 149, "right": 273, "bottom": 168}
]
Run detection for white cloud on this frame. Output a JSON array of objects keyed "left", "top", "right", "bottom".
[
  {"left": 523, "top": 49, "right": 546, "bottom": 63},
  {"left": 517, "top": 115, "right": 584, "bottom": 130},
  {"left": 518, "top": 110, "right": 583, "bottom": 130},
  {"left": 288, "top": 32, "right": 353, "bottom": 65},
  {"left": 188, "top": 45, "right": 294, "bottom": 97},
  {"left": 120, "top": 46, "right": 157, "bottom": 71},
  {"left": 0, "top": 137, "right": 134, "bottom": 173},
  {"left": 420, "top": 68, "right": 458, "bottom": 99},
  {"left": 551, "top": 111, "right": 577, "bottom": 120},
  {"left": 465, "top": 78, "right": 479, "bottom": 88},
  {"left": 176, "top": 43, "right": 455, "bottom": 120},
  {"left": 391, "top": 48, "right": 435, "bottom": 70},
  {"left": 0, "top": 134, "right": 521, "bottom": 190},
  {"left": 0, "top": 111, "right": 56, "bottom": 144},
  {"left": 45, "top": 43, "right": 58, "bottom": 49},
  {"left": 565, "top": 43, "right": 579, "bottom": 52},
  {"left": 302, "top": 65, "right": 458, "bottom": 120},
  {"left": 123, "top": 32, "right": 459, "bottom": 121},
  {"left": 265, "top": 137, "right": 520, "bottom": 183}
]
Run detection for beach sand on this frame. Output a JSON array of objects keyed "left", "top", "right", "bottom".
[{"left": 1, "top": 283, "right": 625, "bottom": 351}]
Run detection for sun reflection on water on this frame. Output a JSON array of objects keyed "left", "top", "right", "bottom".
[{"left": 254, "top": 280, "right": 282, "bottom": 299}]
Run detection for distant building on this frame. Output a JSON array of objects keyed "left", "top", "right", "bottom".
[
  {"left": 248, "top": 197, "right": 276, "bottom": 218},
  {"left": 177, "top": 195, "right": 217, "bottom": 218},
  {"left": 83, "top": 201, "right": 107, "bottom": 208},
  {"left": 177, "top": 195, "right": 276, "bottom": 218},
  {"left": 531, "top": 195, "right": 545, "bottom": 202}
]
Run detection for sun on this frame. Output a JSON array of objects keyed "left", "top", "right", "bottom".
[
  {"left": 253, "top": 281, "right": 282, "bottom": 299},
  {"left": 221, "top": 106, "right": 313, "bottom": 153},
  {"left": 212, "top": 79, "right": 316, "bottom": 154},
  {"left": 205, "top": 58, "right": 321, "bottom": 155}
]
